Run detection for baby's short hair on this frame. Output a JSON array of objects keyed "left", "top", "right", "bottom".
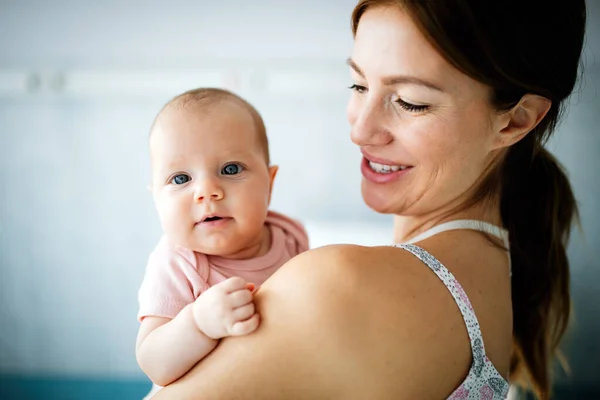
[{"left": 151, "top": 88, "right": 270, "bottom": 164}]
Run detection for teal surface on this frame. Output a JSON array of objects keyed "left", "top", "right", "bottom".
[
  {"left": 0, "top": 375, "right": 152, "bottom": 400},
  {"left": 1, "top": 375, "right": 599, "bottom": 399}
]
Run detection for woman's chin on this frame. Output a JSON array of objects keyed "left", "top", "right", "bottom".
[{"left": 361, "top": 183, "right": 402, "bottom": 215}]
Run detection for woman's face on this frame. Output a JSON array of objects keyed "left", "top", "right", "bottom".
[{"left": 347, "top": 5, "right": 501, "bottom": 217}]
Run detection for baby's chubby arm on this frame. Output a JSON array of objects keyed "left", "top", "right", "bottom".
[{"left": 135, "top": 277, "right": 259, "bottom": 387}]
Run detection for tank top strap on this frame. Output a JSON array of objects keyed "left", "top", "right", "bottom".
[
  {"left": 393, "top": 243, "right": 490, "bottom": 378},
  {"left": 403, "top": 219, "right": 508, "bottom": 246},
  {"left": 402, "top": 219, "right": 511, "bottom": 277}
]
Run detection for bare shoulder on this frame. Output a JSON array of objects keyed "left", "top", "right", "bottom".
[
  {"left": 262, "top": 243, "right": 405, "bottom": 286},
  {"left": 262, "top": 243, "right": 479, "bottom": 397},
  {"left": 154, "top": 244, "right": 473, "bottom": 400},
  {"left": 262, "top": 243, "right": 444, "bottom": 306}
]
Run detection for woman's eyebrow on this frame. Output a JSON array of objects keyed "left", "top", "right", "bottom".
[{"left": 346, "top": 57, "right": 445, "bottom": 93}]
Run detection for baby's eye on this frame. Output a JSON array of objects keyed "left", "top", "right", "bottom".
[
  {"left": 171, "top": 174, "right": 191, "bottom": 185},
  {"left": 221, "top": 163, "right": 244, "bottom": 175}
]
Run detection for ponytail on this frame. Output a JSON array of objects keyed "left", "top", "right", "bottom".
[{"left": 501, "top": 134, "right": 578, "bottom": 399}]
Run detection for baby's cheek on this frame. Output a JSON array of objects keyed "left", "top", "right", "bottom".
[
  {"left": 243, "top": 197, "right": 269, "bottom": 223},
  {"left": 161, "top": 203, "right": 187, "bottom": 235}
]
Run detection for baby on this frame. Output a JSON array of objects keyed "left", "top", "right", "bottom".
[{"left": 135, "top": 88, "right": 309, "bottom": 398}]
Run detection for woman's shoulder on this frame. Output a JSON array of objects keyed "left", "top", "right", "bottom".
[
  {"left": 153, "top": 243, "right": 476, "bottom": 399},
  {"left": 267, "top": 243, "right": 441, "bottom": 295},
  {"left": 265, "top": 242, "right": 456, "bottom": 320},
  {"left": 257, "top": 243, "right": 475, "bottom": 397},
  {"left": 275, "top": 243, "right": 412, "bottom": 276}
]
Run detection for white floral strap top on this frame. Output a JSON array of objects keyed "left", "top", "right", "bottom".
[{"left": 393, "top": 220, "right": 511, "bottom": 400}]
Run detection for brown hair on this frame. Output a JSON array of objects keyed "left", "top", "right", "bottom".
[
  {"left": 351, "top": 1, "right": 586, "bottom": 398},
  {"left": 151, "top": 88, "right": 270, "bottom": 164}
]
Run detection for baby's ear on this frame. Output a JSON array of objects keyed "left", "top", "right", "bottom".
[
  {"left": 268, "top": 165, "right": 279, "bottom": 182},
  {"left": 267, "top": 165, "right": 279, "bottom": 204}
]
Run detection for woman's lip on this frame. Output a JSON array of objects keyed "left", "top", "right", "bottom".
[
  {"left": 360, "top": 149, "right": 410, "bottom": 167},
  {"left": 360, "top": 157, "right": 413, "bottom": 184}
]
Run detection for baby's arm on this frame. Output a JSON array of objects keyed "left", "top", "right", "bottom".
[
  {"left": 136, "top": 305, "right": 216, "bottom": 387},
  {"left": 136, "top": 277, "right": 259, "bottom": 387}
]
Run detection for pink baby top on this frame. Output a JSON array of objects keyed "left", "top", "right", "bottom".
[{"left": 137, "top": 210, "right": 309, "bottom": 321}]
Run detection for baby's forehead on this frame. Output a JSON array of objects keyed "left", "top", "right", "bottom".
[
  {"left": 151, "top": 109, "right": 262, "bottom": 157},
  {"left": 157, "top": 100, "right": 254, "bottom": 133},
  {"left": 151, "top": 90, "right": 270, "bottom": 161}
]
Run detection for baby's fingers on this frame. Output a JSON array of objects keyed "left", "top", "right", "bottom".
[
  {"left": 220, "top": 277, "right": 247, "bottom": 293},
  {"left": 229, "top": 288, "right": 253, "bottom": 308},
  {"left": 230, "top": 313, "right": 260, "bottom": 336},
  {"left": 232, "top": 303, "right": 255, "bottom": 322}
]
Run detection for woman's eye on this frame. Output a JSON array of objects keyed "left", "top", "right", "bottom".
[
  {"left": 222, "top": 163, "right": 243, "bottom": 175},
  {"left": 396, "top": 98, "right": 429, "bottom": 113},
  {"left": 171, "top": 174, "right": 191, "bottom": 185},
  {"left": 348, "top": 84, "right": 367, "bottom": 94}
]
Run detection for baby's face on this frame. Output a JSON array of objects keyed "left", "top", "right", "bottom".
[{"left": 150, "top": 102, "right": 277, "bottom": 257}]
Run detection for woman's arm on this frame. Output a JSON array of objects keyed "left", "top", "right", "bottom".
[{"left": 153, "top": 244, "right": 474, "bottom": 400}]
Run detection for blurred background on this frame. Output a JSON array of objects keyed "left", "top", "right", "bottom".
[{"left": 0, "top": 1, "right": 597, "bottom": 399}]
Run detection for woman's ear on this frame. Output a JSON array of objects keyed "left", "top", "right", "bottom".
[
  {"left": 491, "top": 94, "right": 551, "bottom": 150},
  {"left": 267, "top": 165, "right": 279, "bottom": 205}
]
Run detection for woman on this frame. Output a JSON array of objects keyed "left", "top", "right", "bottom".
[{"left": 153, "top": 0, "right": 586, "bottom": 399}]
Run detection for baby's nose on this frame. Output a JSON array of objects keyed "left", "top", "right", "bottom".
[{"left": 194, "top": 180, "right": 224, "bottom": 202}]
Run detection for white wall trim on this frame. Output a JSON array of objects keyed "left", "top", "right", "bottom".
[{"left": 0, "top": 61, "right": 350, "bottom": 98}]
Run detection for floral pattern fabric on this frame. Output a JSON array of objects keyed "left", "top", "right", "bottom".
[{"left": 394, "top": 243, "right": 510, "bottom": 400}]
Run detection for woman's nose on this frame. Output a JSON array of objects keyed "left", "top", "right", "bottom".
[{"left": 349, "top": 99, "right": 393, "bottom": 147}]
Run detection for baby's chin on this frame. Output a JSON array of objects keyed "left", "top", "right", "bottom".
[
  {"left": 188, "top": 233, "right": 268, "bottom": 260},
  {"left": 182, "top": 240, "right": 232, "bottom": 255},
  {"left": 183, "top": 238, "right": 248, "bottom": 258}
]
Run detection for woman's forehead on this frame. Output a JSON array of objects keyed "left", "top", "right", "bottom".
[{"left": 352, "top": 6, "right": 489, "bottom": 101}]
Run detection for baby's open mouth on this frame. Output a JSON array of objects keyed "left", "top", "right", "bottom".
[{"left": 196, "top": 215, "right": 232, "bottom": 227}]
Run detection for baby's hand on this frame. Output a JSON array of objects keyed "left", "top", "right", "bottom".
[{"left": 192, "top": 277, "right": 259, "bottom": 339}]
